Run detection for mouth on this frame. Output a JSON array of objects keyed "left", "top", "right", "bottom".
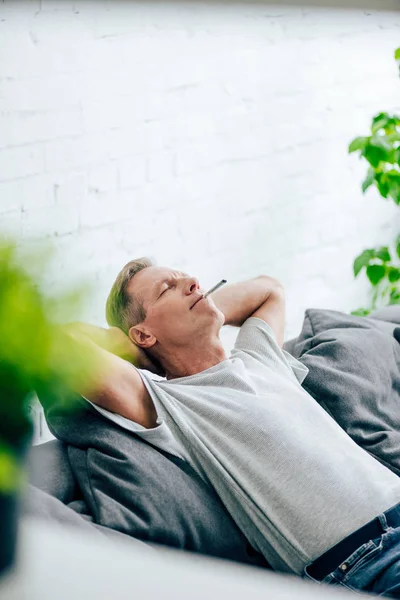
[{"left": 190, "top": 296, "right": 204, "bottom": 310}]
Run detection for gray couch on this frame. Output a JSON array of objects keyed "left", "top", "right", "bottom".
[
  {"left": 25, "top": 305, "right": 400, "bottom": 567},
  {"left": 25, "top": 441, "right": 151, "bottom": 550}
]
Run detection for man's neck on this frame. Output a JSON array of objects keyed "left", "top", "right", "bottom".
[{"left": 160, "top": 338, "right": 227, "bottom": 380}]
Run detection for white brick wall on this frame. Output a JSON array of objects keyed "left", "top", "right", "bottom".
[{"left": 1, "top": 0, "right": 400, "bottom": 363}]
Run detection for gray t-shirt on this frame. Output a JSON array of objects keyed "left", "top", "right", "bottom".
[{"left": 88, "top": 317, "right": 400, "bottom": 575}]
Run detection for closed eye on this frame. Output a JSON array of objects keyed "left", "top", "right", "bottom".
[{"left": 159, "top": 284, "right": 174, "bottom": 297}]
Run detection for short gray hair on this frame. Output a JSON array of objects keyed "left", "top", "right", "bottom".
[{"left": 105, "top": 257, "right": 153, "bottom": 334}]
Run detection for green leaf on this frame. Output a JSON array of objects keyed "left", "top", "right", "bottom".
[
  {"left": 366, "top": 264, "right": 386, "bottom": 286},
  {"left": 372, "top": 113, "right": 400, "bottom": 134},
  {"left": 371, "top": 135, "right": 393, "bottom": 150},
  {"left": 350, "top": 308, "right": 371, "bottom": 316},
  {"left": 348, "top": 136, "right": 369, "bottom": 153},
  {"left": 372, "top": 112, "right": 389, "bottom": 124},
  {"left": 386, "top": 171, "right": 400, "bottom": 205},
  {"left": 375, "top": 246, "right": 391, "bottom": 262},
  {"left": 371, "top": 113, "right": 390, "bottom": 133},
  {"left": 395, "top": 48, "right": 400, "bottom": 61},
  {"left": 389, "top": 185, "right": 400, "bottom": 205},
  {"left": 389, "top": 286, "right": 400, "bottom": 305},
  {"left": 388, "top": 169, "right": 400, "bottom": 179},
  {"left": 374, "top": 171, "right": 400, "bottom": 203},
  {"left": 386, "top": 132, "right": 400, "bottom": 143},
  {"left": 375, "top": 173, "right": 390, "bottom": 198},
  {"left": 361, "top": 168, "right": 376, "bottom": 193},
  {"left": 385, "top": 150, "right": 397, "bottom": 165},
  {"left": 368, "top": 136, "right": 396, "bottom": 164},
  {"left": 388, "top": 267, "right": 400, "bottom": 283},
  {"left": 353, "top": 249, "right": 375, "bottom": 277},
  {"left": 363, "top": 144, "right": 388, "bottom": 168}
]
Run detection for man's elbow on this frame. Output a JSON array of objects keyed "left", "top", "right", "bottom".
[{"left": 257, "top": 275, "right": 284, "bottom": 293}]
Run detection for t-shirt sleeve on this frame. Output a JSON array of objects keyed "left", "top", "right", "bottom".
[
  {"left": 232, "top": 317, "right": 309, "bottom": 385},
  {"left": 83, "top": 369, "right": 188, "bottom": 462}
]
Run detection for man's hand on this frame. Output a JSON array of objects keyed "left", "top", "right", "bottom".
[
  {"left": 63, "top": 322, "right": 165, "bottom": 376},
  {"left": 211, "top": 275, "right": 283, "bottom": 328}
]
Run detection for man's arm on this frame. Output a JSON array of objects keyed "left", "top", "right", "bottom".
[
  {"left": 64, "top": 322, "right": 164, "bottom": 375},
  {"left": 212, "top": 275, "right": 285, "bottom": 347},
  {"left": 54, "top": 324, "right": 158, "bottom": 428}
]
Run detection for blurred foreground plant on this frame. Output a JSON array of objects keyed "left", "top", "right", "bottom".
[{"left": 0, "top": 240, "right": 96, "bottom": 494}]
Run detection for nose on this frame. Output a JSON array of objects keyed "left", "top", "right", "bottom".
[{"left": 185, "top": 277, "right": 200, "bottom": 295}]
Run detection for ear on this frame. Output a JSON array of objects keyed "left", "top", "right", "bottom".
[{"left": 128, "top": 325, "right": 156, "bottom": 349}]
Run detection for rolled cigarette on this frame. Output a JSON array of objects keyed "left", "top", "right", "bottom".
[{"left": 203, "top": 279, "right": 227, "bottom": 298}]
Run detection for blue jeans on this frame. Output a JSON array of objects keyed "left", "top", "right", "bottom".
[{"left": 303, "top": 513, "right": 400, "bottom": 597}]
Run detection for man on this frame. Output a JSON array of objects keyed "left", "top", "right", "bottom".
[{"left": 66, "top": 258, "right": 400, "bottom": 597}]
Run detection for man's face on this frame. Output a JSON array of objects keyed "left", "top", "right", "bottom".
[{"left": 128, "top": 266, "right": 225, "bottom": 349}]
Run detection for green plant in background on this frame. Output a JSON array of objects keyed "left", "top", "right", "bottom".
[
  {"left": 348, "top": 48, "right": 400, "bottom": 316},
  {"left": 0, "top": 240, "right": 95, "bottom": 494}
]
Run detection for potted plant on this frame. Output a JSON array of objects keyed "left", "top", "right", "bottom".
[
  {"left": 348, "top": 48, "right": 400, "bottom": 315},
  {"left": 0, "top": 240, "right": 91, "bottom": 577}
]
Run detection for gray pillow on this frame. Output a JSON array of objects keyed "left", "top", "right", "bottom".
[
  {"left": 292, "top": 308, "right": 400, "bottom": 476},
  {"left": 36, "top": 386, "right": 269, "bottom": 569}
]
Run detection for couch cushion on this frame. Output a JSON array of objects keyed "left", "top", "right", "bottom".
[
  {"left": 22, "top": 483, "right": 96, "bottom": 531},
  {"left": 283, "top": 305, "right": 400, "bottom": 356},
  {"left": 22, "top": 484, "right": 152, "bottom": 552},
  {"left": 370, "top": 305, "right": 400, "bottom": 324},
  {"left": 27, "top": 439, "right": 79, "bottom": 504},
  {"left": 35, "top": 386, "right": 269, "bottom": 569},
  {"left": 291, "top": 308, "right": 400, "bottom": 476}
]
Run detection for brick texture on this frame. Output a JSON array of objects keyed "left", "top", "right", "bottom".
[{"left": 1, "top": 0, "right": 400, "bottom": 356}]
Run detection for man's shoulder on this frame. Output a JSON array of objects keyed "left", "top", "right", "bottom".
[{"left": 236, "top": 316, "right": 273, "bottom": 341}]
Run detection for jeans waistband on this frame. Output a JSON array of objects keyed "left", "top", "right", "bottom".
[{"left": 306, "top": 502, "right": 400, "bottom": 582}]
